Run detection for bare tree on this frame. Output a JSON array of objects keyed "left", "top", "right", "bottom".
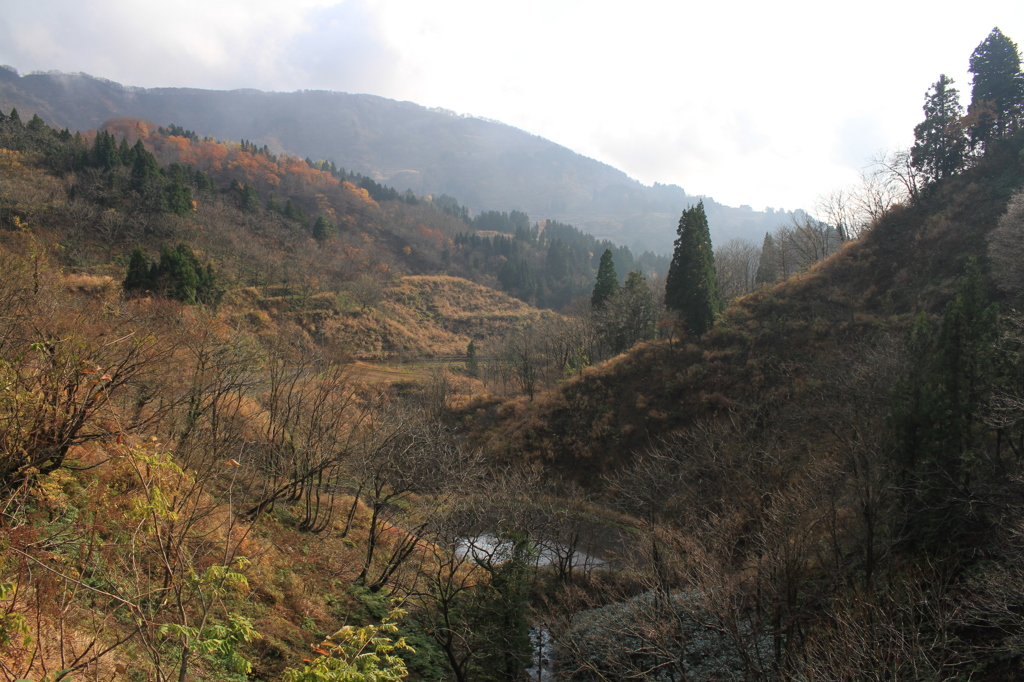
[{"left": 716, "top": 238, "right": 761, "bottom": 300}]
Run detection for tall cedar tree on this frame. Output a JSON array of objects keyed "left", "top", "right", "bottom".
[
  {"left": 912, "top": 75, "right": 967, "bottom": 183},
  {"left": 755, "top": 232, "right": 779, "bottom": 285},
  {"left": 968, "top": 28, "right": 1024, "bottom": 144},
  {"left": 665, "top": 201, "right": 720, "bottom": 336},
  {"left": 591, "top": 249, "right": 618, "bottom": 309}
]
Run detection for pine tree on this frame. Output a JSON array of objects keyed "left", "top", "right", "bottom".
[
  {"left": 166, "top": 180, "right": 194, "bottom": 217},
  {"left": 123, "top": 247, "right": 153, "bottom": 294},
  {"left": 968, "top": 27, "right": 1024, "bottom": 144},
  {"left": 664, "top": 201, "right": 720, "bottom": 336},
  {"left": 91, "top": 132, "right": 121, "bottom": 170},
  {"left": 130, "top": 139, "right": 160, "bottom": 191},
  {"left": 911, "top": 75, "right": 967, "bottom": 183},
  {"left": 147, "top": 243, "right": 221, "bottom": 305},
  {"left": 240, "top": 184, "right": 260, "bottom": 213},
  {"left": 605, "top": 270, "right": 657, "bottom": 352},
  {"left": 119, "top": 137, "right": 134, "bottom": 165},
  {"left": 755, "top": 233, "right": 779, "bottom": 285},
  {"left": 591, "top": 249, "right": 618, "bottom": 309},
  {"left": 284, "top": 199, "right": 307, "bottom": 225},
  {"left": 266, "top": 193, "right": 282, "bottom": 214},
  {"left": 312, "top": 215, "right": 336, "bottom": 243},
  {"left": 26, "top": 114, "right": 45, "bottom": 133},
  {"left": 466, "top": 340, "right": 479, "bottom": 378}
]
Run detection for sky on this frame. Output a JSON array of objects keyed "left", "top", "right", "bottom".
[{"left": 1, "top": 0, "right": 1021, "bottom": 213}]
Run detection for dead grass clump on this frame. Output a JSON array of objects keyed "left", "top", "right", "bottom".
[{"left": 63, "top": 272, "right": 118, "bottom": 297}]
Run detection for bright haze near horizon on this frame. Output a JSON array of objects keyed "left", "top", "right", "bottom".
[{"left": 0, "top": 0, "right": 1021, "bottom": 214}]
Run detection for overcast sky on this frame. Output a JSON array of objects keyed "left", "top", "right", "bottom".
[{"left": 1, "top": 0, "right": 1021, "bottom": 212}]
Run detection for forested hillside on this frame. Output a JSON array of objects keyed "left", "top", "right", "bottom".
[
  {"left": 462, "top": 28, "right": 1024, "bottom": 680},
  {"left": 0, "top": 66, "right": 783, "bottom": 253},
  {"left": 2, "top": 26, "right": 1024, "bottom": 682}
]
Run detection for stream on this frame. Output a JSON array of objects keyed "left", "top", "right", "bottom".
[
  {"left": 456, "top": 534, "right": 607, "bottom": 682},
  {"left": 455, "top": 533, "right": 607, "bottom": 571}
]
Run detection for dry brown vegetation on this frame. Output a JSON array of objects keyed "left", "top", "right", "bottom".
[{"left": 5, "top": 105, "right": 1024, "bottom": 681}]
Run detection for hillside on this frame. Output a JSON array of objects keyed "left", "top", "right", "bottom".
[
  {"left": 0, "top": 67, "right": 783, "bottom": 253},
  {"left": 229, "top": 275, "right": 552, "bottom": 362},
  {"left": 6, "top": 36, "right": 1024, "bottom": 682},
  {"left": 469, "top": 134, "right": 1024, "bottom": 478},
  {"left": 455, "top": 130, "right": 1024, "bottom": 676}
]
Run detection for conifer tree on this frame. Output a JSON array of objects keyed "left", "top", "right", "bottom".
[
  {"left": 119, "top": 137, "right": 133, "bottom": 165},
  {"left": 267, "top": 193, "right": 282, "bottom": 213},
  {"left": 664, "top": 201, "right": 720, "bottom": 336},
  {"left": 968, "top": 27, "right": 1024, "bottom": 144},
  {"left": 91, "top": 131, "right": 121, "bottom": 170},
  {"left": 26, "top": 113, "right": 45, "bottom": 133},
  {"left": 312, "top": 215, "right": 336, "bottom": 243},
  {"left": 284, "top": 199, "right": 307, "bottom": 225},
  {"left": 591, "top": 249, "right": 618, "bottom": 309},
  {"left": 911, "top": 74, "right": 967, "bottom": 183},
  {"left": 130, "top": 139, "right": 160, "bottom": 191},
  {"left": 755, "top": 233, "right": 779, "bottom": 285},
  {"left": 466, "top": 340, "right": 479, "bottom": 378},
  {"left": 166, "top": 180, "right": 194, "bottom": 217},
  {"left": 123, "top": 247, "right": 153, "bottom": 294},
  {"left": 240, "top": 184, "right": 260, "bottom": 212}
]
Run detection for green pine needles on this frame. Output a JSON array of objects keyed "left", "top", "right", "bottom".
[
  {"left": 664, "top": 201, "right": 720, "bottom": 337},
  {"left": 123, "top": 243, "right": 223, "bottom": 306}
]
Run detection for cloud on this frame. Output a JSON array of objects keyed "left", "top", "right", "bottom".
[
  {"left": 590, "top": 128, "right": 714, "bottom": 187},
  {"left": 832, "top": 115, "right": 889, "bottom": 169},
  {"left": 0, "top": 0, "right": 398, "bottom": 93},
  {"left": 278, "top": 1, "right": 401, "bottom": 95}
]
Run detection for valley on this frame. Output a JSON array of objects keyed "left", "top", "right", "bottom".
[{"left": 1, "top": 26, "right": 1024, "bottom": 682}]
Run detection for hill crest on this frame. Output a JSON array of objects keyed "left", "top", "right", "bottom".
[{"left": 0, "top": 67, "right": 786, "bottom": 253}]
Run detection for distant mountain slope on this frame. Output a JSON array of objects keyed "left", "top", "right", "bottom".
[
  {"left": 468, "top": 134, "right": 1024, "bottom": 481},
  {"left": 0, "top": 67, "right": 784, "bottom": 253}
]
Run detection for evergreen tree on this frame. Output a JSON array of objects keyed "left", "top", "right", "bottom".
[
  {"left": 591, "top": 249, "right": 618, "bottom": 309},
  {"left": 240, "top": 184, "right": 260, "bottom": 213},
  {"left": 497, "top": 256, "right": 537, "bottom": 303},
  {"left": 267, "top": 193, "right": 282, "bottom": 214},
  {"left": 911, "top": 75, "right": 967, "bottom": 183},
  {"left": 601, "top": 270, "right": 658, "bottom": 353},
  {"left": 166, "top": 180, "right": 194, "bottom": 217},
  {"left": 664, "top": 201, "right": 720, "bottom": 336},
  {"left": 146, "top": 243, "right": 222, "bottom": 306},
  {"left": 91, "top": 131, "right": 121, "bottom": 170},
  {"left": 466, "top": 340, "right": 479, "bottom": 378},
  {"left": 26, "top": 114, "right": 45, "bottom": 133},
  {"left": 471, "top": 532, "right": 534, "bottom": 682},
  {"left": 312, "top": 215, "right": 337, "bottom": 243},
  {"left": 284, "top": 199, "right": 307, "bottom": 225},
  {"left": 968, "top": 27, "right": 1024, "bottom": 144},
  {"left": 130, "top": 139, "right": 161, "bottom": 191},
  {"left": 123, "top": 247, "right": 153, "bottom": 294},
  {"left": 158, "top": 243, "right": 200, "bottom": 303},
  {"left": 755, "top": 232, "right": 779, "bottom": 285},
  {"left": 119, "top": 137, "right": 134, "bottom": 165}
]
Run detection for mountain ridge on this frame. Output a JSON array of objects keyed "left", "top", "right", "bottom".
[{"left": 0, "top": 67, "right": 785, "bottom": 253}]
